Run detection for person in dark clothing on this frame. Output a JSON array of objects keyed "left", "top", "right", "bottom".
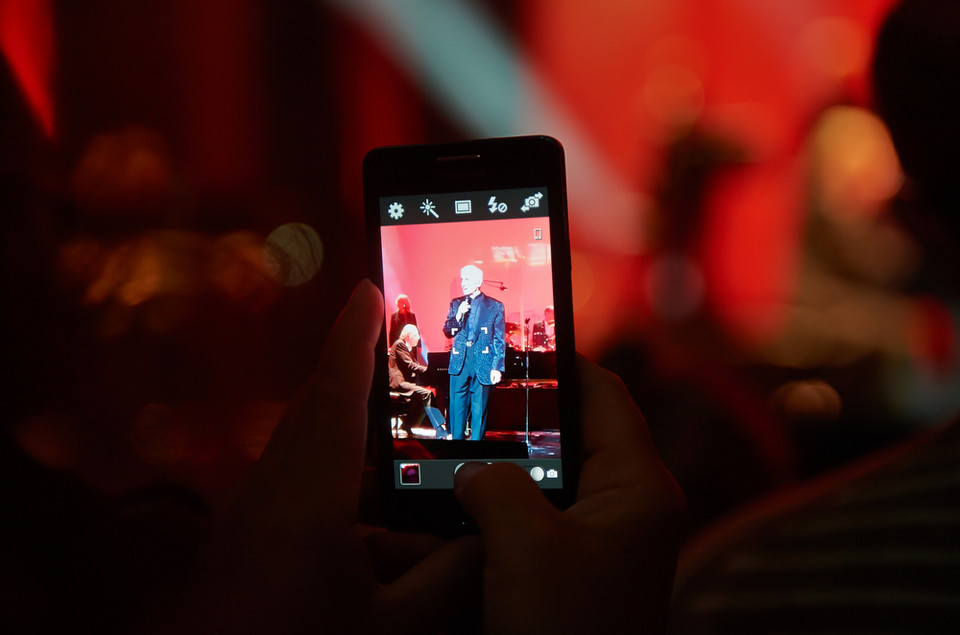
[
  {"left": 669, "top": 2, "right": 960, "bottom": 632},
  {"left": 388, "top": 323, "right": 446, "bottom": 438}
]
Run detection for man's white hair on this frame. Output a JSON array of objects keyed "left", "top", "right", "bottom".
[
  {"left": 460, "top": 264, "right": 483, "bottom": 280},
  {"left": 400, "top": 323, "right": 420, "bottom": 339}
]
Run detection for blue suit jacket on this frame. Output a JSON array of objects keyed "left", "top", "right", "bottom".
[{"left": 443, "top": 292, "right": 505, "bottom": 385}]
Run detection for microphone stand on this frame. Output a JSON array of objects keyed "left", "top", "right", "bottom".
[
  {"left": 524, "top": 317, "right": 531, "bottom": 454},
  {"left": 480, "top": 280, "right": 532, "bottom": 452}
]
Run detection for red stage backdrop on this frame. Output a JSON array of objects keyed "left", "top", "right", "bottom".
[{"left": 381, "top": 216, "right": 554, "bottom": 357}]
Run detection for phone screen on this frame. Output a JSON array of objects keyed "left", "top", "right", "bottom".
[{"left": 377, "top": 186, "right": 567, "bottom": 490}]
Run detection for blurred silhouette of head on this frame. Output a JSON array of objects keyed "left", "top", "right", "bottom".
[{"left": 873, "top": 0, "right": 960, "bottom": 235}]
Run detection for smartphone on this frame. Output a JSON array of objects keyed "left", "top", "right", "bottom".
[{"left": 363, "top": 136, "right": 579, "bottom": 535}]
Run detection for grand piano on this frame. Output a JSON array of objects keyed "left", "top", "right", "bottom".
[{"left": 419, "top": 348, "right": 559, "bottom": 433}]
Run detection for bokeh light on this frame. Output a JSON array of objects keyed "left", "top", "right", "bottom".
[
  {"left": 10, "top": 2, "right": 947, "bottom": 586},
  {"left": 811, "top": 106, "right": 904, "bottom": 220},
  {"left": 796, "top": 16, "right": 872, "bottom": 82},
  {"left": 772, "top": 379, "right": 843, "bottom": 425},
  {"left": 644, "top": 65, "right": 705, "bottom": 129},
  {"left": 71, "top": 127, "right": 173, "bottom": 218},
  {"left": 210, "top": 231, "right": 278, "bottom": 310},
  {"left": 13, "top": 412, "right": 82, "bottom": 470},
  {"left": 263, "top": 222, "right": 324, "bottom": 287}
]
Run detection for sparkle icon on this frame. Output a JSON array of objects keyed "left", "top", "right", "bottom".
[{"left": 420, "top": 199, "right": 438, "bottom": 218}]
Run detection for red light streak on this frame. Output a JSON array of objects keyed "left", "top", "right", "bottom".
[{"left": 0, "top": 0, "right": 55, "bottom": 137}]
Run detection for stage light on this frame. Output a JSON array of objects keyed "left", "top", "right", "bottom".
[{"left": 328, "top": 0, "right": 642, "bottom": 255}]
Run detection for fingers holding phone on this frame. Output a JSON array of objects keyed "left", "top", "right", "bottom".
[{"left": 452, "top": 356, "right": 684, "bottom": 633}]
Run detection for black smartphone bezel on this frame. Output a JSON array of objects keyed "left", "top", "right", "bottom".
[{"left": 363, "top": 135, "right": 580, "bottom": 535}]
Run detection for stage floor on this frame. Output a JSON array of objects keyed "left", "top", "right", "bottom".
[{"left": 401, "top": 425, "right": 561, "bottom": 457}]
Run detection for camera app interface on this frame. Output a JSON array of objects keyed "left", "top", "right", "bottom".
[{"left": 380, "top": 187, "right": 564, "bottom": 489}]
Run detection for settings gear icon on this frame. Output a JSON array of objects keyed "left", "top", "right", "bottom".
[{"left": 387, "top": 202, "right": 405, "bottom": 220}]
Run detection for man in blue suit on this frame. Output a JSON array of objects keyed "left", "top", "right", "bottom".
[{"left": 443, "top": 264, "right": 505, "bottom": 440}]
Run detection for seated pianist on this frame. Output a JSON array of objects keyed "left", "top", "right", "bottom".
[{"left": 388, "top": 324, "right": 448, "bottom": 439}]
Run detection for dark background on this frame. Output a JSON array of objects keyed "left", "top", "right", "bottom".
[{"left": 5, "top": 0, "right": 954, "bottom": 541}]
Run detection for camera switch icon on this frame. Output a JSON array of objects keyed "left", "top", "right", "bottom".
[{"left": 521, "top": 192, "right": 543, "bottom": 212}]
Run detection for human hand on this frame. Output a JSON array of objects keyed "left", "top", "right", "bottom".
[
  {"left": 454, "top": 356, "right": 685, "bottom": 633},
  {"left": 157, "top": 280, "right": 481, "bottom": 633},
  {"left": 456, "top": 299, "right": 470, "bottom": 321},
  {"left": 490, "top": 369, "right": 502, "bottom": 384}
]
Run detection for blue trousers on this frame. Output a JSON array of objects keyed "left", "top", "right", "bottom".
[{"left": 448, "top": 346, "right": 491, "bottom": 440}]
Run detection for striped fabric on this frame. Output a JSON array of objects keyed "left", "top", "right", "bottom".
[{"left": 670, "top": 420, "right": 960, "bottom": 634}]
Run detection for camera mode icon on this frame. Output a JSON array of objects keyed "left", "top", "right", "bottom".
[{"left": 521, "top": 192, "right": 543, "bottom": 212}]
